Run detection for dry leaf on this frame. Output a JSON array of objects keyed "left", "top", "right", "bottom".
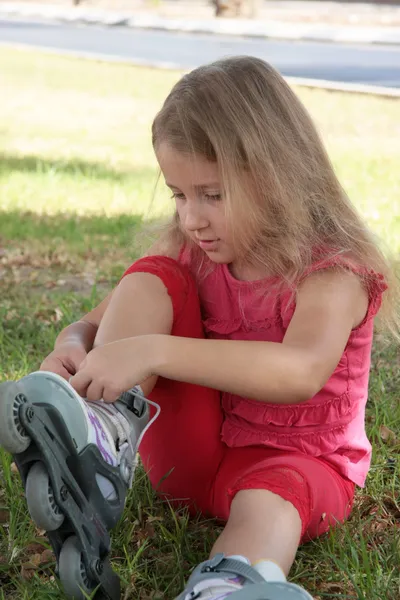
[
  {"left": 0, "top": 509, "right": 10, "bottom": 524},
  {"left": 40, "top": 549, "right": 54, "bottom": 564},
  {"left": 146, "top": 515, "right": 163, "bottom": 523},
  {"left": 5, "top": 310, "right": 18, "bottom": 321},
  {"left": 144, "top": 522, "right": 155, "bottom": 538},
  {"left": 25, "top": 542, "right": 46, "bottom": 555},
  {"left": 30, "top": 553, "right": 42, "bottom": 568},
  {"left": 379, "top": 425, "right": 397, "bottom": 444},
  {"left": 53, "top": 307, "right": 63, "bottom": 322},
  {"left": 36, "top": 529, "right": 47, "bottom": 537},
  {"left": 20, "top": 565, "right": 35, "bottom": 580},
  {"left": 21, "top": 554, "right": 41, "bottom": 570}
]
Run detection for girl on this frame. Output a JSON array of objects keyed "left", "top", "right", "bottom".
[{"left": 38, "top": 56, "right": 398, "bottom": 598}]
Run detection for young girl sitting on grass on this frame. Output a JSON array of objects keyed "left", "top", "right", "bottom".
[{"left": 33, "top": 56, "right": 399, "bottom": 598}]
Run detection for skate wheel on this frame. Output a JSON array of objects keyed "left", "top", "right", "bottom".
[
  {"left": 59, "top": 536, "right": 96, "bottom": 600},
  {"left": 26, "top": 462, "right": 65, "bottom": 531},
  {"left": 0, "top": 383, "right": 31, "bottom": 454}
]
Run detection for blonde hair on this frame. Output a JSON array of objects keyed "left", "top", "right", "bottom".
[{"left": 150, "top": 56, "right": 399, "bottom": 338}]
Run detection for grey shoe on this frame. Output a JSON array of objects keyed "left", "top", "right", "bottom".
[
  {"left": 175, "top": 553, "right": 313, "bottom": 599},
  {"left": 0, "top": 372, "right": 160, "bottom": 600}
]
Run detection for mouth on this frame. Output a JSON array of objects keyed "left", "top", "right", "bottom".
[{"left": 197, "top": 238, "right": 220, "bottom": 251}]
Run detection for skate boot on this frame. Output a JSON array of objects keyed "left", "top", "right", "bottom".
[
  {"left": 0, "top": 370, "right": 160, "bottom": 600},
  {"left": 175, "top": 554, "right": 313, "bottom": 599}
]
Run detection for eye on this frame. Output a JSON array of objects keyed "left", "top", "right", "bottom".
[
  {"left": 171, "top": 192, "right": 186, "bottom": 201},
  {"left": 205, "top": 193, "right": 222, "bottom": 201}
]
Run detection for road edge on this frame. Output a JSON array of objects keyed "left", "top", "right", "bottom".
[
  {"left": 1, "top": 4, "right": 400, "bottom": 46},
  {"left": 1, "top": 41, "right": 400, "bottom": 98}
]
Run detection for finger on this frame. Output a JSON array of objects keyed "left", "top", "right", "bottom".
[
  {"left": 102, "top": 387, "right": 121, "bottom": 403},
  {"left": 70, "top": 370, "right": 92, "bottom": 397},
  {"left": 64, "top": 355, "right": 86, "bottom": 376},
  {"left": 40, "top": 358, "right": 73, "bottom": 381},
  {"left": 78, "top": 357, "right": 88, "bottom": 371},
  {"left": 85, "top": 381, "right": 105, "bottom": 402}
]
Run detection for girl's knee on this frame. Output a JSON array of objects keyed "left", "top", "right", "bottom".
[
  {"left": 230, "top": 488, "right": 302, "bottom": 532},
  {"left": 227, "top": 459, "right": 355, "bottom": 543},
  {"left": 227, "top": 465, "right": 311, "bottom": 540}
]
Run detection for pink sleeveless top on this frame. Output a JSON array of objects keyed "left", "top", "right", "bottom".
[{"left": 178, "top": 248, "right": 387, "bottom": 487}]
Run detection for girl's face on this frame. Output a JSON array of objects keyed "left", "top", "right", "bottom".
[{"left": 156, "top": 143, "right": 238, "bottom": 265}]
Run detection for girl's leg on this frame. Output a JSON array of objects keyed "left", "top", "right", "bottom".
[
  {"left": 210, "top": 447, "right": 355, "bottom": 573},
  {"left": 211, "top": 488, "right": 301, "bottom": 575},
  {"left": 174, "top": 451, "right": 353, "bottom": 599},
  {"left": 95, "top": 256, "right": 225, "bottom": 514}
]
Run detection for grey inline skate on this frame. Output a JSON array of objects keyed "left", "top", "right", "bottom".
[
  {"left": 176, "top": 554, "right": 314, "bottom": 599},
  {"left": 0, "top": 370, "right": 159, "bottom": 600}
]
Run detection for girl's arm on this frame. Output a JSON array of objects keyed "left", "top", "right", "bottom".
[
  {"left": 71, "top": 269, "right": 368, "bottom": 404},
  {"left": 91, "top": 271, "right": 174, "bottom": 396},
  {"left": 40, "top": 291, "right": 113, "bottom": 378},
  {"left": 41, "top": 241, "right": 180, "bottom": 380},
  {"left": 153, "top": 269, "right": 368, "bottom": 403}
]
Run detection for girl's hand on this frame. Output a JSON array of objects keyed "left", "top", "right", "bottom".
[
  {"left": 40, "top": 342, "right": 89, "bottom": 380},
  {"left": 70, "top": 336, "right": 156, "bottom": 402}
]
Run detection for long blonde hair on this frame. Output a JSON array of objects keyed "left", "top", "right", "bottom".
[{"left": 150, "top": 56, "right": 399, "bottom": 337}]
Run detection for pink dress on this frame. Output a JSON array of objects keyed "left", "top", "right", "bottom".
[{"left": 179, "top": 249, "right": 387, "bottom": 487}]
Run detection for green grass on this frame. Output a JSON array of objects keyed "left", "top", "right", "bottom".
[{"left": 0, "top": 48, "right": 399, "bottom": 599}]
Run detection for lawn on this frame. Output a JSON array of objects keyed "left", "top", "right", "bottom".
[{"left": 0, "top": 48, "right": 399, "bottom": 599}]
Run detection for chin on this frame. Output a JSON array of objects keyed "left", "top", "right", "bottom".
[{"left": 204, "top": 251, "right": 233, "bottom": 264}]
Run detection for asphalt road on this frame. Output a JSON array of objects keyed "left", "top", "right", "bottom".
[{"left": 1, "top": 18, "right": 400, "bottom": 88}]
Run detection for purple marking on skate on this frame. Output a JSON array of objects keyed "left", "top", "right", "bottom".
[
  {"left": 228, "top": 577, "right": 243, "bottom": 585},
  {"left": 87, "top": 410, "right": 115, "bottom": 465}
]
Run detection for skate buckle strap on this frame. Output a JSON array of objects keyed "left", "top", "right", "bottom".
[
  {"left": 124, "top": 387, "right": 161, "bottom": 451},
  {"left": 119, "top": 386, "right": 147, "bottom": 417},
  {"left": 180, "top": 553, "right": 266, "bottom": 597},
  {"left": 92, "top": 387, "right": 161, "bottom": 487},
  {"left": 200, "top": 554, "right": 266, "bottom": 584},
  {"left": 118, "top": 387, "right": 161, "bottom": 488}
]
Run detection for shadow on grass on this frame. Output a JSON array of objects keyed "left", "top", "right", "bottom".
[{"left": 0, "top": 152, "right": 157, "bottom": 184}]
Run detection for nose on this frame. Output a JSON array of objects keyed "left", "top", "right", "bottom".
[{"left": 182, "top": 199, "right": 209, "bottom": 232}]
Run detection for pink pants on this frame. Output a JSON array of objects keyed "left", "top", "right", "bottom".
[{"left": 123, "top": 256, "right": 355, "bottom": 542}]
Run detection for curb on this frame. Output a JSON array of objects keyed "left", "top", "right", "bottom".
[
  {"left": 1, "top": 3, "right": 400, "bottom": 45},
  {"left": 2, "top": 41, "right": 400, "bottom": 98},
  {"left": 284, "top": 75, "right": 400, "bottom": 98}
]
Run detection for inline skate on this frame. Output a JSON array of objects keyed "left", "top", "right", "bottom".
[
  {"left": 176, "top": 554, "right": 314, "bottom": 599},
  {"left": 0, "top": 370, "right": 159, "bottom": 600}
]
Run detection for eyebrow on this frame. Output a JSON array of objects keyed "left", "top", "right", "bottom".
[{"left": 166, "top": 182, "right": 221, "bottom": 190}]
